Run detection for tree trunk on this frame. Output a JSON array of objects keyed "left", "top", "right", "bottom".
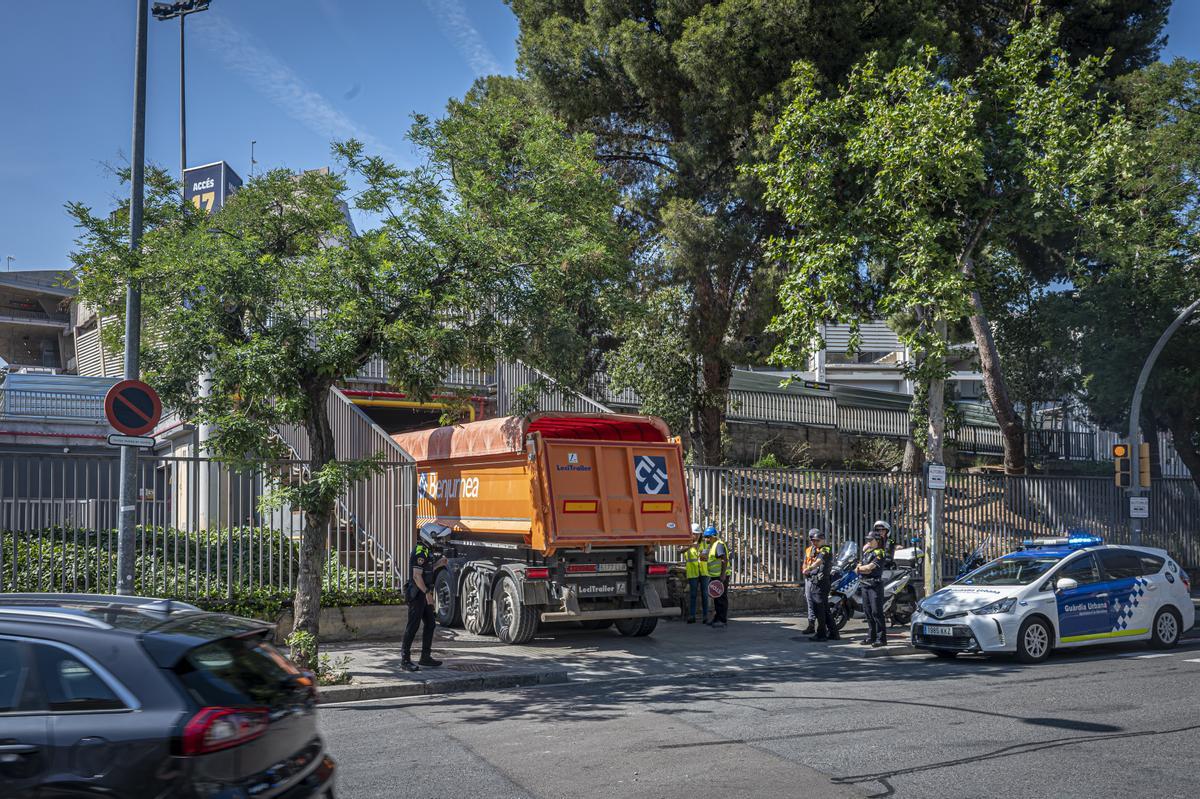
[
  {"left": 694, "top": 351, "right": 731, "bottom": 466},
  {"left": 1022, "top": 402, "right": 1033, "bottom": 474},
  {"left": 292, "top": 385, "right": 338, "bottom": 670},
  {"left": 963, "top": 257, "right": 1025, "bottom": 474},
  {"left": 902, "top": 436, "right": 925, "bottom": 473}
]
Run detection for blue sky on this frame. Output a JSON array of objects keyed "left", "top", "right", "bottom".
[{"left": 1, "top": 1, "right": 1197, "bottom": 270}]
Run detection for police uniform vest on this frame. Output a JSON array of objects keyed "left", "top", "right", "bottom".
[
  {"left": 407, "top": 543, "right": 436, "bottom": 599},
  {"left": 861, "top": 547, "right": 886, "bottom": 584},
  {"left": 706, "top": 538, "right": 728, "bottom": 578}
]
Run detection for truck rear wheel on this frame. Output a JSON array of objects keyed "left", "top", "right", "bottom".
[
  {"left": 615, "top": 617, "right": 659, "bottom": 637},
  {"left": 434, "top": 570, "right": 461, "bottom": 628},
  {"left": 461, "top": 570, "right": 494, "bottom": 636},
  {"left": 492, "top": 576, "right": 539, "bottom": 645}
]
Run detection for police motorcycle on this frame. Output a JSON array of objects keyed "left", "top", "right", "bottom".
[
  {"left": 829, "top": 535, "right": 924, "bottom": 629},
  {"left": 956, "top": 535, "right": 992, "bottom": 580},
  {"left": 828, "top": 541, "right": 863, "bottom": 631}
]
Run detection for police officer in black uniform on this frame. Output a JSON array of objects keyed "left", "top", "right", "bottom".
[
  {"left": 402, "top": 527, "right": 448, "bottom": 672},
  {"left": 805, "top": 530, "right": 840, "bottom": 642},
  {"left": 856, "top": 530, "right": 888, "bottom": 647}
]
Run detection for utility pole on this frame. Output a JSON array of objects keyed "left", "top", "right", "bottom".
[
  {"left": 1126, "top": 296, "right": 1200, "bottom": 545},
  {"left": 118, "top": 0, "right": 149, "bottom": 595}
]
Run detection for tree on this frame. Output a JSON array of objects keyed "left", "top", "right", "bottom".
[
  {"left": 755, "top": 16, "right": 1134, "bottom": 472},
  {"left": 508, "top": 0, "right": 938, "bottom": 463},
  {"left": 69, "top": 86, "right": 624, "bottom": 661},
  {"left": 1072, "top": 60, "right": 1200, "bottom": 488}
]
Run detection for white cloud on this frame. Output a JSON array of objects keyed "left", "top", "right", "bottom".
[
  {"left": 193, "top": 14, "right": 398, "bottom": 161},
  {"left": 421, "top": 0, "right": 503, "bottom": 77}
]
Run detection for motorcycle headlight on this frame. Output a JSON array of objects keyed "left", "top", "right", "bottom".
[{"left": 970, "top": 597, "right": 1017, "bottom": 615}]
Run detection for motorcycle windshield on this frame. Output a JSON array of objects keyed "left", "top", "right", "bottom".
[
  {"left": 835, "top": 541, "right": 857, "bottom": 568},
  {"left": 966, "top": 535, "right": 993, "bottom": 563}
]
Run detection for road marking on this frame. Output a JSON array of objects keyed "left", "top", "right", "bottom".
[
  {"left": 1129, "top": 653, "right": 1173, "bottom": 659},
  {"left": 1183, "top": 658, "right": 1200, "bottom": 664}
]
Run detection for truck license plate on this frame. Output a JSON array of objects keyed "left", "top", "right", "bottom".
[{"left": 923, "top": 625, "right": 953, "bottom": 636}]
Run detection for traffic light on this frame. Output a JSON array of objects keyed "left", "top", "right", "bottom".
[
  {"left": 1113, "top": 443, "right": 1130, "bottom": 487},
  {"left": 1139, "top": 442, "right": 1151, "bottom": 488}
]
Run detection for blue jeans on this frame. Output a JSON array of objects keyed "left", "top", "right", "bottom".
[{"left": 688, "top": 576, "right": 710, "bottom": 620}]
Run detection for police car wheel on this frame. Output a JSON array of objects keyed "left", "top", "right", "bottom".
[
  {"left": 461, "top": 571, "right": 494, "bottom": 636},
  {"left": 1150, "top": 607, "right": 1181, "bottom": 649},
  {"left": 1015, "top": 617, "right": 1052, "bottom": 664},
  {"left": 434, "top": 570, "right": 461, "bottom": 628},
  {"left": 492, "top": 576, "right": 539, "bottom": 645}
]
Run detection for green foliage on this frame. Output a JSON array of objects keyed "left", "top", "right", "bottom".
[
  {"left": 756, "top": 14, "right": 1138, "bottom": 467},
  {"left": 1068, "top": 59, "right": 1200, "bottom": 484},
  {"left": 284, "top": 629, "right": 351, "bottom": 683},
  {"left": 1, "top": 527, "right": 298, "bottom": 595},
  {"left": 844, "top": 438, "right": 906, "bottom": 472},
  {"left": 751, "top": 453, "right": 786, "bottom": 470}
]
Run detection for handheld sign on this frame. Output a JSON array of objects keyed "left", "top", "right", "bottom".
[
  {"left": 707, "top": 579, "right": 725, "bottom": 599},
  {"left": 104, "top": 380, "right": 162, "bottom": 437}
]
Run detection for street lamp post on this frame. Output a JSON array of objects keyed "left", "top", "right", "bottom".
[
  {"left": 117, "top": 0, "right": 150, "bottom": 595},
  {"left": 152, "top": 1, "right": 211, "bottom": 184},
  {"left": 1126, "top": 296, "right": 1200, "bottom": 545}
]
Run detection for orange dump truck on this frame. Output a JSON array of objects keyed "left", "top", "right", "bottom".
[{"left": 391, "top": 413, "right": 692, "bottom": 644}]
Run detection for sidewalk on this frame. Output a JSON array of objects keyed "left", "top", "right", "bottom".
[{"left": 317, "top": 614, "right": 905, "bottom": 703}]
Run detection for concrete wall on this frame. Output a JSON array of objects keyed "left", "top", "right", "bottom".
[{"left": 726, "top": 420, "right": 857, "bottom": 467}]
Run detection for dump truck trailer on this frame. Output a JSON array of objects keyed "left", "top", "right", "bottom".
[{"left": 391, "top": 413, "right": 693, "bottom": 644}]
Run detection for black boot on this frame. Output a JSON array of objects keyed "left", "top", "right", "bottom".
[
  {"left": 401, "top": 658, "right": 419, "bottom": 672},
  {"left": 418, "top": 654, "right": 443, "bottom": 668},
  {"left": 801, "top": 623, "right": 816, "bottom": 635}
]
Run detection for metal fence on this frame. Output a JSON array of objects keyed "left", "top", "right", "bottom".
[
  {"left": 0, "top": 451, "right": 415, "bottom": 598},
  {"left": 685, "top": 466, "right": 1200, "bottom": 584}
]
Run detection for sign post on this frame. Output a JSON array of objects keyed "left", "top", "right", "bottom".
[{"left": 107, "top": 379, "right": 161, "bottom": 594}]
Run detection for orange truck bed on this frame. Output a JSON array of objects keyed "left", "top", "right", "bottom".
[{"left": 392, "top": 413, "right": 693, "bottom": 554}]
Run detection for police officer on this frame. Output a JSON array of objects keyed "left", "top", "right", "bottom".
[
  {"left": 804, "top": 529, "right": 839, "bottom": 641},
  {"left": 801, "top": 529, "right": 822, "bottom": 634},
  {"left": 855, "top": 530, "right": 888, "bottom": 647},
  {"left": 684, "top": 523, "right": 711, "bottom": 624},
  {"left": 402, "top": 527, "right": 448, "bottom": 672}
]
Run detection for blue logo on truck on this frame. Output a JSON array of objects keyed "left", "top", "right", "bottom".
[{"left": 635, "top": 456, "right": 669, "bottom": 495}]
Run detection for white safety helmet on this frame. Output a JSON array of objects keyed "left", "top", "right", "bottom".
[
  {"left": 691, "top": 523, "right": 702, "bottom": 534},
  {"left": 872, "top": 520, "right": 891, "bottom": 534}
]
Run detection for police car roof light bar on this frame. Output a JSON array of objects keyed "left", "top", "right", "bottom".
[{"left": 1066, "top": 534, "right": 1104, "bottom": 548}]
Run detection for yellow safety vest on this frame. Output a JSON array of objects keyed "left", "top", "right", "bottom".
[
  {"left": 707, "top": 539, "right": 727, "bottom": 578},
  {"left": 684, "top": 544, "right": 702, "bottom": 579}
]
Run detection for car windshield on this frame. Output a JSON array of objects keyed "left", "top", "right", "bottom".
[{"left": 958, "top": 555, "right": 1062, "bottom": 586}]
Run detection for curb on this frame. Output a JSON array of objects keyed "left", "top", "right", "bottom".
[
  {"left": 317, "top": 669, "right": 569, "bottom": 704},
  {"left": 828, "top": 641, "right": 921, "bottom": 657}
]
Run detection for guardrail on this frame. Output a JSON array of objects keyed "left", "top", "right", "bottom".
[
  {"left": 353, "top": 357, "right": 494, "bottom": 390},
  {"left": 0, "top": 388, "right": 106, "bottom": 422},
  {"left": 495, "top": 360, "right": 613, "bottom": 415}
]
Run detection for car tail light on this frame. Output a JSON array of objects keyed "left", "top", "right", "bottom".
[
  {"left": 525, "top": 567, "right": 550, "bottom": 579},
  {"left": 647, "top": 564, "right": 669, "bottom": 576},
  {"left": 180, "top": 707, "right": 269, "bottom": 756},
  {"left": 567, "top": 564, "right": 598, "bottom": 574},
  {"left": 1182, "top": 572, "right": 1191, "bottom": 591}
]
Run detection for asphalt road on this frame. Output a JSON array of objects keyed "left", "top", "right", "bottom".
[{"left": 319, "top": 636, "right": 1200, "bottom": 799}]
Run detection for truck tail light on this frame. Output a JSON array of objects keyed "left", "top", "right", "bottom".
[
  {"left": 647, "top": 564, "right": 669, "bottom": 576},
  {"left": 525, "top": 567, "right": 550, "bottom": 579},
  {"left": 179, "top": 707, "right": 269, "bottom": 756},
  {"left": 566, "top": 564, "right": 598, "bottom": 574}
]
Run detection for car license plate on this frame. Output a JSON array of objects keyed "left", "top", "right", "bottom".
[{"left": 923, "top": 624, "right": 953, "bottom": 636}]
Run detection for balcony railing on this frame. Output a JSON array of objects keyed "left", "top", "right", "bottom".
[
  {"left": 352, "top": 357, "right": 494, "bottom": 390},
  {"left": 0, "top": 388, "right": 106, "bottom": 422}
]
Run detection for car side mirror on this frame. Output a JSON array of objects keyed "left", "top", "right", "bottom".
[{"left": 1055, "top": 577, "right": 1078, "bottom": 592}]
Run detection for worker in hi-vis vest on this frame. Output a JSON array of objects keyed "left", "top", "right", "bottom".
[
  {"left": 683, "top": 523, "right": 710, "bottom": 623},
  {"left": 705, "top": 526, "right": 730, "bottom": 627}
]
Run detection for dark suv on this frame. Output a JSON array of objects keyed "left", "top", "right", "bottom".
[{"left": 0, "top": 594, "right": 335, "bottom": 798}]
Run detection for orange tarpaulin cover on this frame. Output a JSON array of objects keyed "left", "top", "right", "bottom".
[{"left": 391, "top": 413, "right": 670, "bottom": 463}]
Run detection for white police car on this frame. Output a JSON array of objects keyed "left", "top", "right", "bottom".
[{"left": 911, "top": 535, "right": 1195, "bottom": 663}]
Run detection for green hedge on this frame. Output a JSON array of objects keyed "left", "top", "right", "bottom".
[{"left": 0, "top": 528, "right": 405, "bottom": 619}]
